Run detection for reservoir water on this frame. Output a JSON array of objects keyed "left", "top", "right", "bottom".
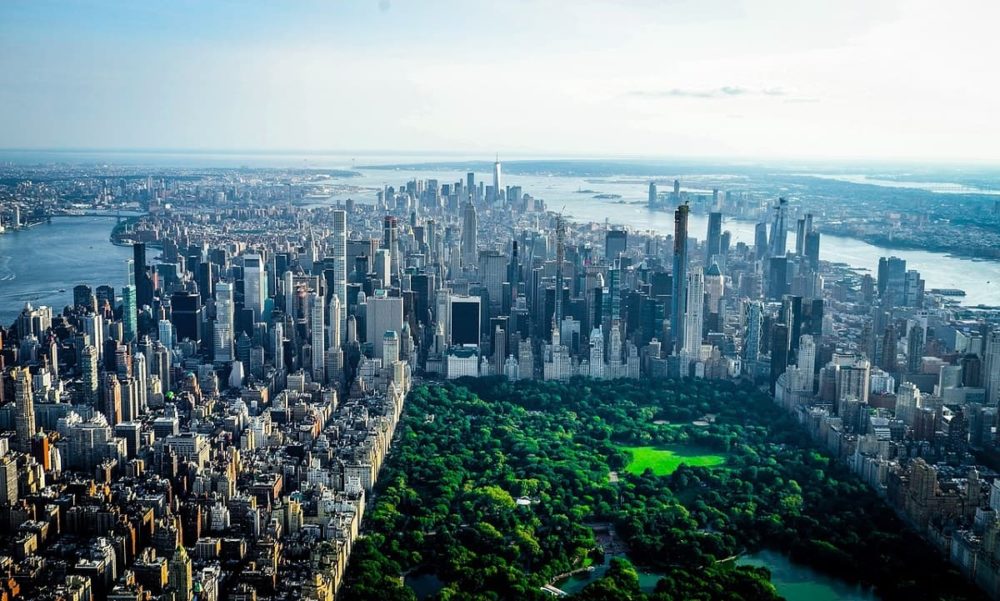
[{"left": 737, "top": 550, "right": 879, "bottom": 601}]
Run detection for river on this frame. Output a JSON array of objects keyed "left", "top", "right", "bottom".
[
  {"left": 329, "top": 166, "right": 1000, "bottom": 307},
  {"left": 0, "top": 216, "right": 134, "bottom": 324},
  {"left": 2, "top": 165, "right": 999, "bottom": 327}
]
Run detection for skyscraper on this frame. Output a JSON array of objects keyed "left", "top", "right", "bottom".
[
  {"left": 168, "top": 545, "right": 193, "bottom": 601},
  {"left": 214, "top": 281, "right": 234, "bottom": 362},
  {"left": 134, "top": 242, "right": 154, "bottom": 308},
  {"left": 768, "top": 198, "right": 788, "bottom": 258},
  {"left": 682, "top": 267, "right": 705, "bottom": 362},
  {"left": 461, "top": 202, "right": 478, "bottom": 270},
  {"left": 706, "top": 212, "right": 722, "bottom": 263},
  {"left": 310, "top": 291, "right": 325, "bottom": 383},
  {"left": 332, "top": 209, "right": 348, "bottom": 342},
  {"left": 647, "top": 181, "right": 657, "bottom": 206},
  {"left": 81, "top": 345, "right": 100, "bottom": 405},
  {"left": 493, "top": 155, "right": 502, "bottom": 203},
  {"left": 14, "top": 367, "right": 35, "bottom": 452},
  {"left": 243, "top": 253, "right": 266, "bottom": 322},
  {"left": 122, "top": 284, "right": 138, "bottom": 343},
  {"left": 605, "top": 229, "right": 627, "bottom": 261},
  {"left": 671, "top": 203, "right": 689, "bottom": 353},
  {"left": 381, "top": 215, "right": 398, "bottom": 279},
  {"left": 366, "top": 291, "right": 404, "bottom": 361}
]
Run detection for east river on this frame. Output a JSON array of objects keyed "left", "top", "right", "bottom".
[{"left": 2, "top": 165, "right": 1000, "bottom": 325}]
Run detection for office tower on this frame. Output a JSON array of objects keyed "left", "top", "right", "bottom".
[
  {"left": 461, "top": 202, "right": 478, "bottom": 270},
  {"left": 169, "top": 545, "right": 193, "bottom": 601},
  {"left": 159, "top": 319, "right": 174, "bottom": 351},
  {"left": 243, "top": 253, "right": 266, "bottom": 322},
  {"left": 767, "top": 198, "right": 788, "bottom": 257},
  {"left": 74, "top": 284, "right": 97, "bottom": 312},
  {"left": 466, "top": 172, "right": 475, "bottom": 199},
  {"left": 478, "top": 250, "right": 506, "bottom": 307},
  {"left": 14, "top": 367, "right": 35, "bottom": 452},
  {"left": 134, "top": 242, "right": 154, "bottom": 308},
  {"left": 754, "top": 222, "right": 769, "bottom": 260},
  {"left": 605, "top": 229, "right": 627, "bottom": 261},
  {"left": 198, "top": 261, "right": 215, "bottom": 303},
  {"left": 648, "top": 181, "right": 657, "bottom": 206},
  {"left": 877, "top": 256, "right": 907, "bottom": 307},
  {"left": 365, "top": 291, "right": 404, "bottom": 361},
  {"left": 706, "top": 212, "right": 722, "bottom": 262},
  {"left": 768, "top": 256, "right": 788, "bottom": 300},
  {"left": 373, "top": 248, "right": 391, "bottom": 285},
  {"left": 673, "top": 179, "right": 680, "bottom": 196},
  {"left": 122, "top": 284, "right": 138, "bottom": 343},
  {"left": 449, "top": 295, "right": 482, "bottom": 347},
  {"left": 272, "top": 321, "right": 285, "bottom": 372},
  {"left": 81, "top": 345, "right": 100, "bottom": 405},
  {"left": 804, "top": 230, "right": 821, "bottom": 271},
  {"left": 493, "top": 155, "right": 503, "bottom": 202},
  {"left": 382, "top": 215, "right": 398, "bottom": 278},
  {"left": 213, "top": 282, "right": 234, "bottom": 362},
  {"left": 682, "top": 267, "right": 705, "bottom": 361},
  {"left": 310, "top": 292, "right": 325, "bottom": 383},
  {"left": 170, "top": 291, "right": 202, "bottom": 345},
  {"left": 671, "top": 204, "right": 689, "bottom": 353},
  {"left": 984, "top": 331, "right": 1000, "bottom": 404}
]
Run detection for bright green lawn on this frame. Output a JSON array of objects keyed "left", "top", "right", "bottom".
[{"left": 620, "top": 445, "right": 726, "bottom": 476}]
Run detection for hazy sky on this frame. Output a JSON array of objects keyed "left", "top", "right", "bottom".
[{"left": 1, "top": 0, "right": 998, "bottom": 162}]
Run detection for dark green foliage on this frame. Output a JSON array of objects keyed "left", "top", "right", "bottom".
[{"left": 340, "top": 377, "right": 985, "bottom": 601}]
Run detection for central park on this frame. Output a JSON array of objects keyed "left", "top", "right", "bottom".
[{"left": 339, "top": 377, "right": 987, "bottom": 601}]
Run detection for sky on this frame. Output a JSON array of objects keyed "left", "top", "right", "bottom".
[{"left": 1, "top": 0, "right": 998, "bottom": 163}]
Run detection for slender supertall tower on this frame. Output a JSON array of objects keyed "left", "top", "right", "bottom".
[
  {"left": 554, "top": 215, "right": 566, "bottom": 329},
  {"left": 461, "top": 202, "right": 478, "bottom": 270},
  {"left": 671, "top": 203, "right": 689, "bottom": 353},
  {"left": 122, "top": 260, "right": 138, "bottom": 343},
  {"left": 327, "top": 294, "right": 341, "bottom": 351},
  {"left": 768, "top": 197, "right": 788, "bottom": 258},
  {"left": 14, "top": 367, "right": 35, "bottom": 452},
  {"left": 310, "top": 291, "right": 325, "bottom": 384},
  {"left": 493, "top": 154, "right": 503, "bottom": 203},
  {"left": 332, "top": 209, "right": 347, "bottom": 342}
]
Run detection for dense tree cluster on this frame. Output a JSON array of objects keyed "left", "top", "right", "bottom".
[{"left": 341, "top": 377, "right": 985, "bottom": 601}]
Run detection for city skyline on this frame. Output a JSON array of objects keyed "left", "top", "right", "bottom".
[{"left": 2, "top": 0, "right": 1000, "bottom": 162}]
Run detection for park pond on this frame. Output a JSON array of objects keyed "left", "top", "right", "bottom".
[
  {"left": 406, "top": 548, "right": 880, "bottom": 599},
  {"left": 735, "top": 550, "right": 880, "bottom": 601}
]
